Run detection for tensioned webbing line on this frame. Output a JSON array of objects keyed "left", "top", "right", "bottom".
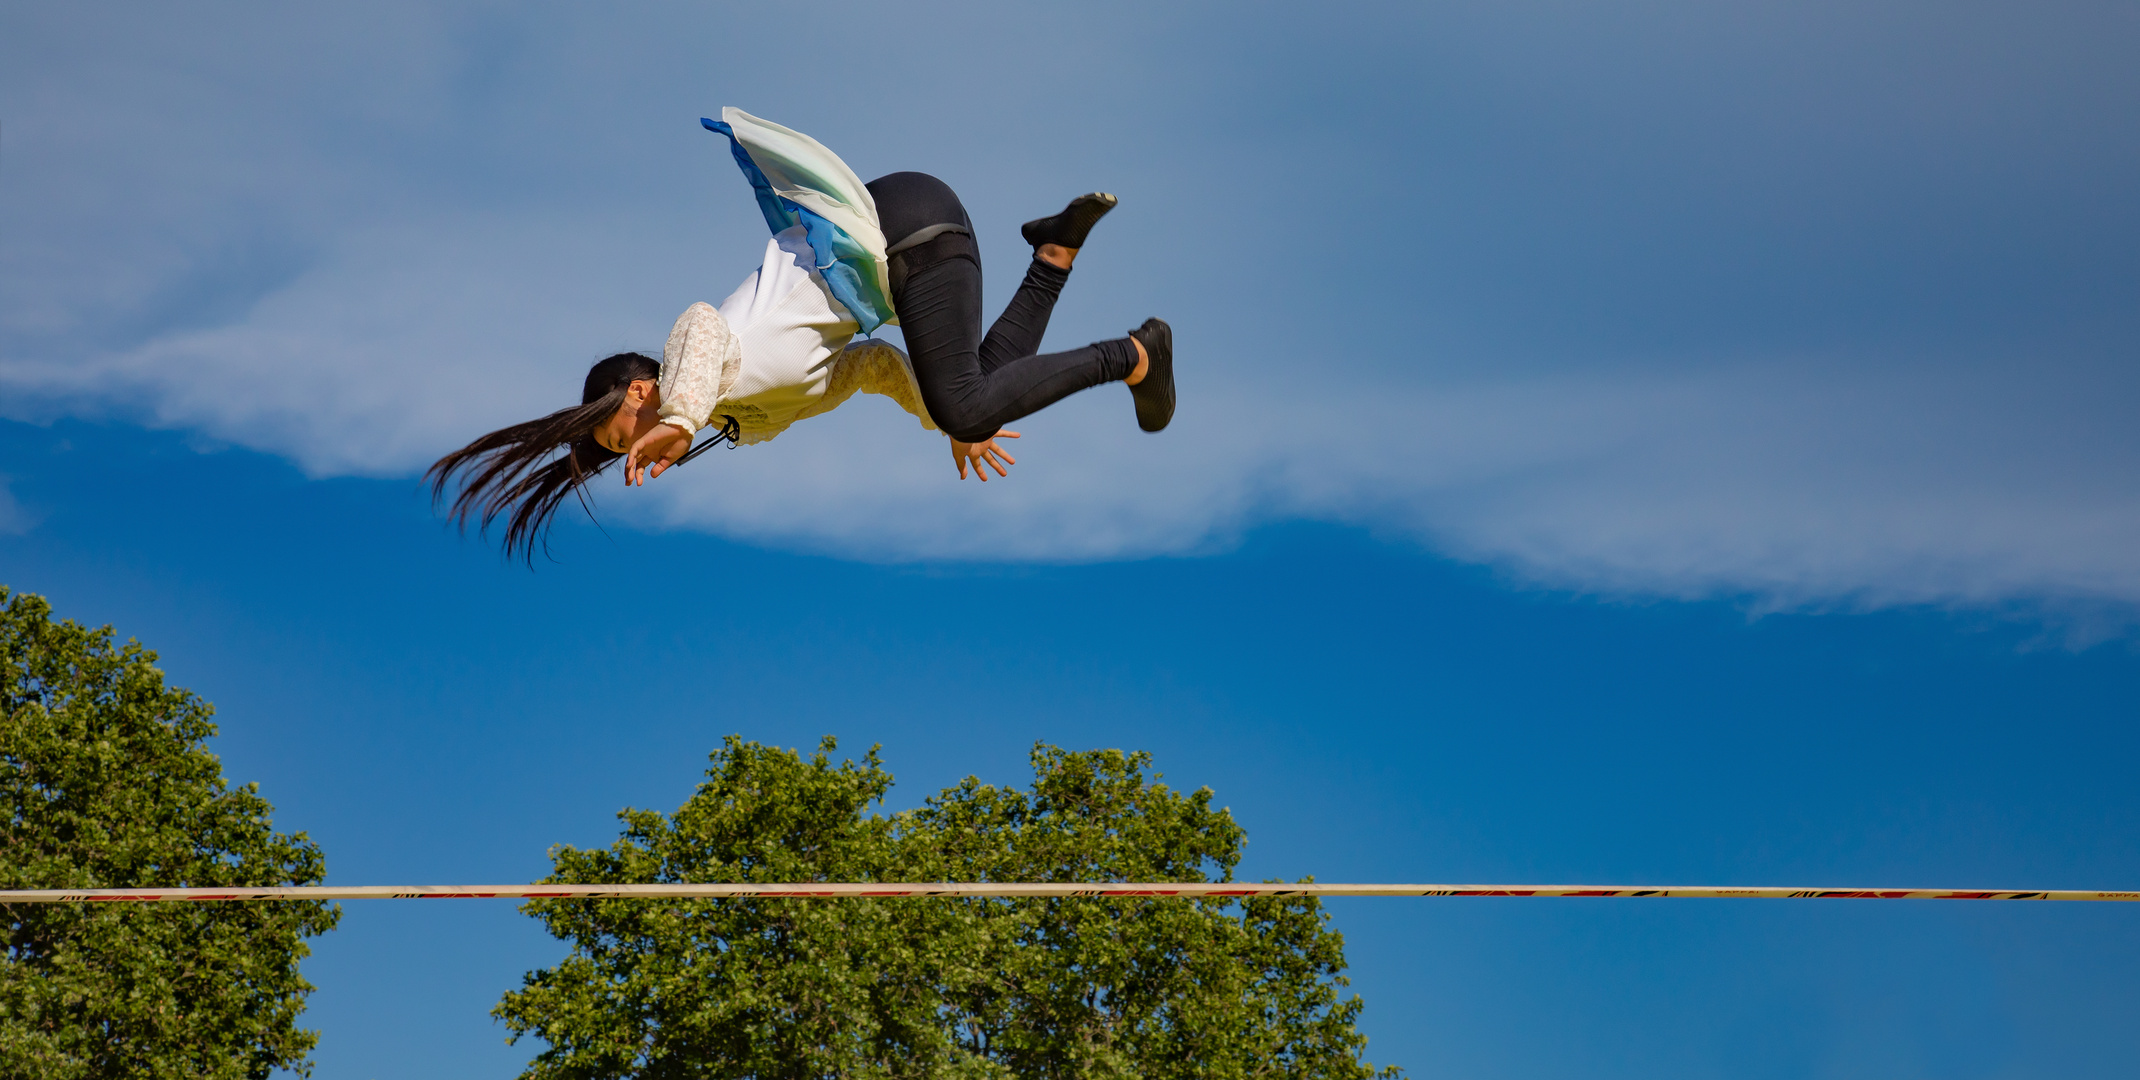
[{"left": 0, "top": 883, "right": 2133, "bottom": 903}]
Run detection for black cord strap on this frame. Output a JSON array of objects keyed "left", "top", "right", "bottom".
[{"left": 673, "top": 415, "right": 740, "bottom": 467}]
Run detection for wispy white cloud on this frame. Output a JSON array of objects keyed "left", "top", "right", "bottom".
[{"left": 623, "top": 355, "right": 2140, "bottom": 626}]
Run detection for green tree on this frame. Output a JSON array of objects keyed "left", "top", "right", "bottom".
[
  {"left": 498, "top": 737, "right": 1402, "bottom": 1080},
  {"left": 0, "top": 587, "right": 339, "bottom": 1079}
]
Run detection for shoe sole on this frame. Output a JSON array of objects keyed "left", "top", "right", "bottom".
[{"left": 1131, "top": 318, "right": 1174, "bottom": 433}]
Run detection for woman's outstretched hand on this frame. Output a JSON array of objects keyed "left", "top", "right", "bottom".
[
  {"left": 625, "top": 422, "right": 694, "bottom": 486},
  {"left": 950, "top": 429, "right": 1020, "bottom": 481}
]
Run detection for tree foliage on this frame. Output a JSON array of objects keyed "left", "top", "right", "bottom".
[
  {"left": 498, "top": 737, "right": 1402, "bottom": 1080},
  {"left": 0, "top": 587, "right": 338, "bottom": 1079}
]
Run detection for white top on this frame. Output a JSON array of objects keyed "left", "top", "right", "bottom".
[{"left": 657, "top": 226, "right": 933, "bottom": 445}]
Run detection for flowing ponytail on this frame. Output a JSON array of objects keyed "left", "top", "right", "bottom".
[{"left": 426, "top": 352, "right": 657, "bottom": 563}]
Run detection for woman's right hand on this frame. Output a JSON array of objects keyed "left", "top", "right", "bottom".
[
  {"left": 950, "top": 429, "right": 1020, "bottom": 481},
  {"left": 626, "top": 422, "right": 694, "bottom": 486}
]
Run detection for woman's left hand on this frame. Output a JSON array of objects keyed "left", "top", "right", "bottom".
[
  {"left": 950, "top": 429, "right": 1020, "bottom": 481},
  {"left": 626, "top": 422, "right": 694, "bottom": 486}
]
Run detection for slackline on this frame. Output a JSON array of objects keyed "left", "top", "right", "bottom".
[{"left": 0, "top": 883, "right": 2133, "bottom": 903}]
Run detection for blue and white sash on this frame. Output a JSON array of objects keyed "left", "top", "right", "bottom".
[{"left": 701, "top": 108, "right": 897, "bottom": 334}]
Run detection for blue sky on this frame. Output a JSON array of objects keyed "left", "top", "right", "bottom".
[{"left": 3, "top": 1, "right": 2138, "bottom": 1077}]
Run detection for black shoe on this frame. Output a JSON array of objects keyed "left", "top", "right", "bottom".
[
  {"left": 1126, "top": 318, "right": 1174, "bottom": 432},
  {"left": 1021, "top": 192, "right": 1118, "bottom": 250}
]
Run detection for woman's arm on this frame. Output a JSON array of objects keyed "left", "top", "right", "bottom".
[
  {"left": 819, "top": 341, "right": 1019, "bottom": 480},
  {"left": 628, "top": 303, "right": 745, "bottom": 484},
  {"left": 658, "top": 302, "right": 740, "bottom": 436}
]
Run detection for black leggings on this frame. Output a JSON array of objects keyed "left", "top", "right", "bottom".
[{"left": 865, "top": 171, "right": 1138, "bottom": 443}]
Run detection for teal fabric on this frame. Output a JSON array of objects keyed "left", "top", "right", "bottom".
[{"left": 701, "top": 116, "right": 897, "bottom": 333}]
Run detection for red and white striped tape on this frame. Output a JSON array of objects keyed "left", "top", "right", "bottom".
[{"left": 0, "top": 883, "right": 2133, "bottom": 903}]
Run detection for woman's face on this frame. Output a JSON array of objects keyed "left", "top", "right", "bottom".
[{"left": 591, "top": 379, "right": 663, "bottom": 455}]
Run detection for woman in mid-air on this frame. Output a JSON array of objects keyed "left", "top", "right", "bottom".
[{"left": 428, "top": 107, "right": 1175, "bottom": 559}]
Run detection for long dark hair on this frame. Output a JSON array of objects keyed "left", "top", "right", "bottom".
[{"left": 426, "top": 352, "right": 656, "bottom": 562}]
